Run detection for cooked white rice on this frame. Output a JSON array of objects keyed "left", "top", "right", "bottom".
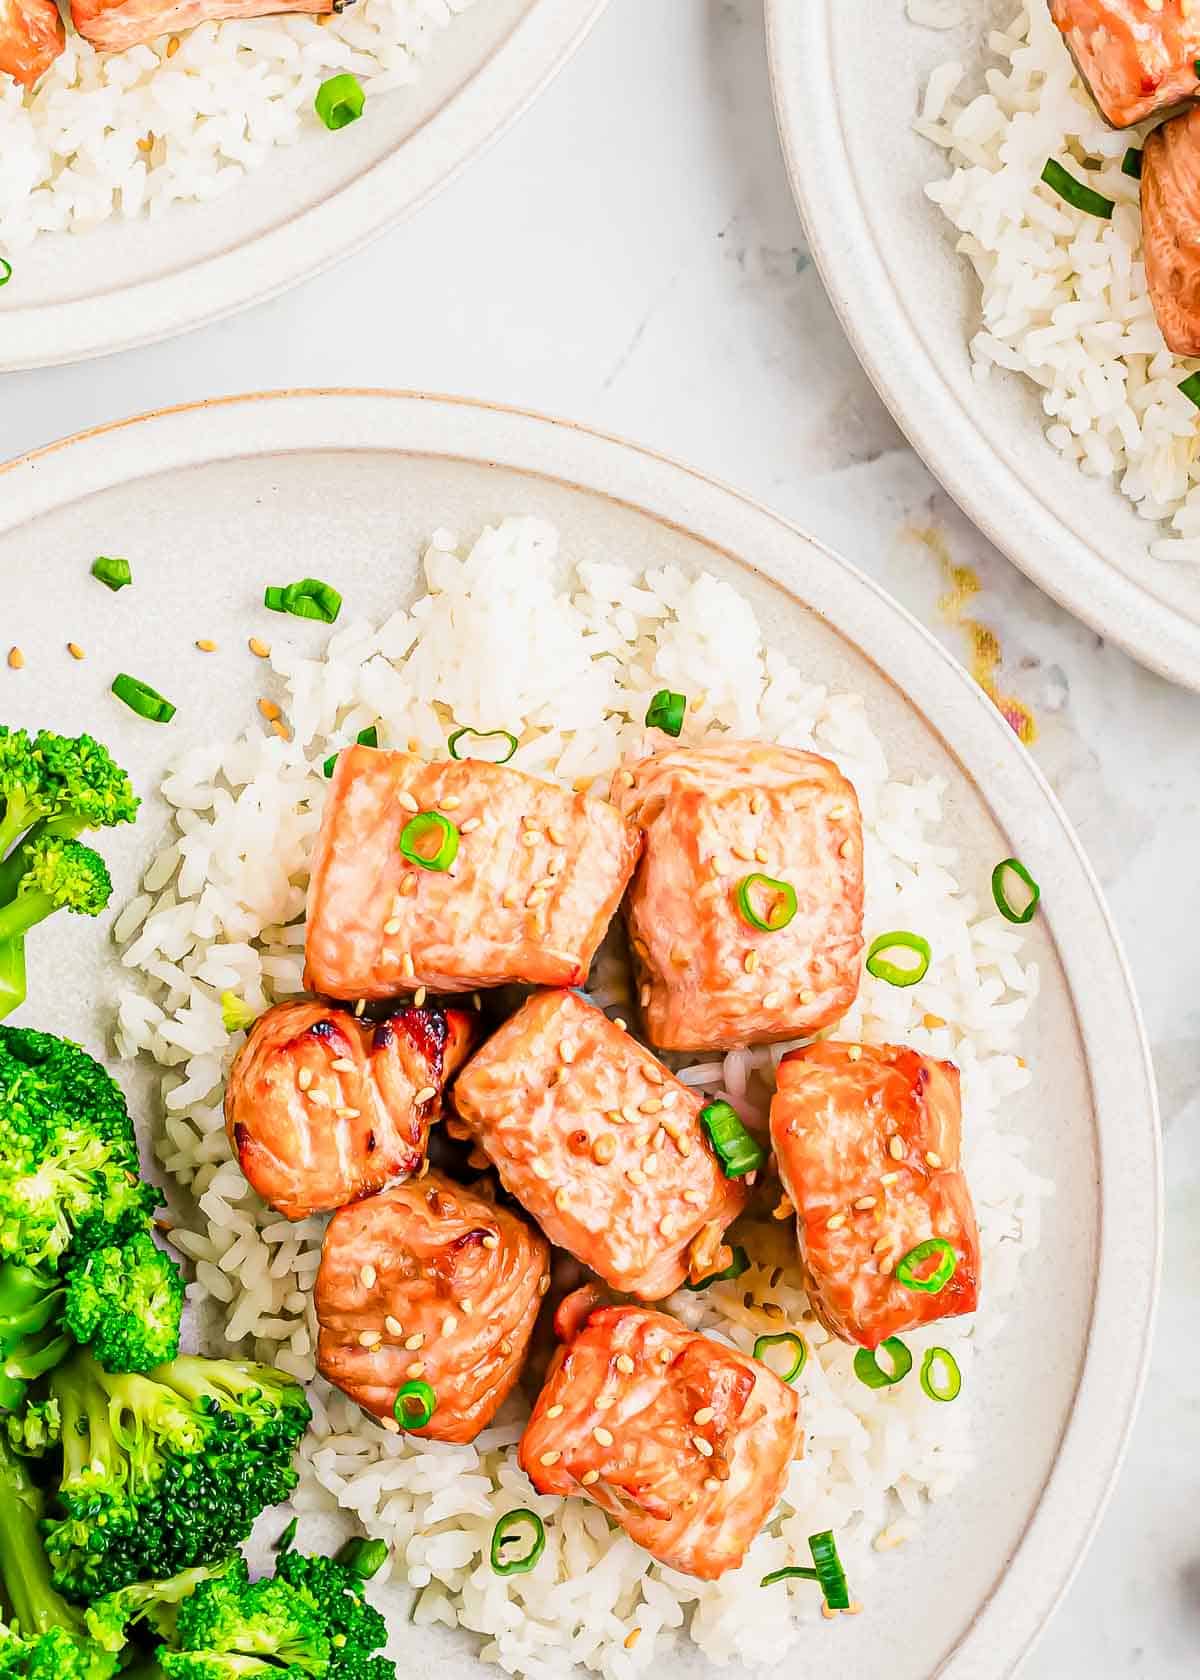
[
  {"left": 917, "top": 2, "right": 1200, "bottom": 563},
  {"left": 0, "top": 0, "right": 474, "bottom": 252},
  {"left": 113, "top": 515, "right": 1050, "bottom": 1677}
]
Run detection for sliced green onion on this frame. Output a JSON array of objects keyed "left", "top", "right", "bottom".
[
  {"left": 684, "top": 1245, "right": 750, "bottom": 1291},
  {"left": 399, "top": 811, "right": 459, "bottom": 872},
  {"left": 0, "top": 257, "right": 11, "bottom": 288},
  {"left": 735, "top": 873, "right": 797, "bottom": 933},
  {"left": 752, "top": 1331, "right": 807, "bottom": 1383},
  {"left": 264, "top": 577, "right": 342, "bottom": 623},
  {"left": 336, "top": 1536, "right": 389, "bottom": 1579},
  {"left": 1041, "top": 157, "right": 1114, "bottom": 219},
  {"left": 92, "top": 556, "right": 132, "bottom": 591},
  {"left": 275, "top": 1516, "right": 298, "bottom": 1553},
  {"left": 865, "top": 930, "right": 930, "bottom": 988},
  {"left": 220, "top": 991, "right": 257, "bottom": 1034},
  {"left": 991, "top": 857, "right": 1040, "bottom": 924},
  {"left": 490, "top": 1510, "right": 546, "bottom": 1577},
  {"left": 1180, "top": 371, "right": 1200, "bottom": 410},
  {"left": 323, "top": 726, "right": 379, "bottom": 778},
  {"left": 896, "top": 1237, "right": 958, "bottom": 1295},
  {"left": 315, "top": 72, "right": 365, "bottom": 131},
  {"left": 1121, "top": 147, "right": 1142, "bottom": 180},
  {"left": 761, "top": 1531, "right": 850, "bottom": 1611},
  {"left": 699, "top": 1099, "right": 765, "bottom": 1179},
  {"left": 393, "top": 1379, "right": 437, "bottom": 1430},
  {"left": 448, "top": 727, "right": 519, "bottom": 764},
  {"left": 645, "top": 688, "right": 686, "bottom": 737},
  {"left": 920, "top": 1346, "right": 962, "bottom": 1403},
  {"left": 853, "top": 1337, "right": 912, "bottom": 1390},
  {"left": 111, "top": 673, "right": 175, "bottom": 723}
]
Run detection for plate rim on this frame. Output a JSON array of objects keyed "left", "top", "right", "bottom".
[
  {"left": 0, "top": 386, "right": 1163, "bottom": 1679},
  {"left": 0, "top": 0, "right": 608, "bottom": 373},
  {"left": 763, "top": 0, "right": 1200, "bottom": 695}
]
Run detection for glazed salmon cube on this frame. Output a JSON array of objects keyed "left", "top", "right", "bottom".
[
  {"left": 769, "top": 1041, "right": 980, "bottom": 1349},
  {"left": 614, "top": 741, "right": 864, "bottom": 1051},
  {"left": 1140, "top": 105, "right": 1200, "bottom": 354},
  {"left": 519, "top": 1304, "right": 800, "bottom": 1580},
  {"left": 306, "top": 746, "right": 641, "bottom": 1000},
  {"left": 0, "top": 0, "right": 63, "bottom": 87},
  {"left": 451, "top": 990, "right": 749, "bottom": 1299},
  {"left": 71, "top": 0, "right": 328, "bottom": 53},
  {"left": 1049, "top": 0, "right": 1200, "bottom": 128},
  {"left": 315, "top": 1170, "right": 550, "bottom": 1443},
  {"left": 225, "top": 999, "right": 477, "bottom": 1220}
]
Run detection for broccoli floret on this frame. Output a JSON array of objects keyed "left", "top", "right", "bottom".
[
  {"left": 84, "top": 1560, "right": 247, "bottom": 1654},
  {"left": 0, "top": 1622, "right": 123, "bottom": 1680},
  {"left": 0, "top": 1029, "right": 160, "bottom": 1271},
  {"left": 63, "top": 1232, "right": 183, "bottom": 1373},
  {"left": 173, "top": 1576, "right": 329, "bottom": 1674},
  {"left": 41, "top": 1352, "right": 310, "bottom": 1601},
  {"left": 5, "top": 1398, "right": 60, "bottom": 1459},
  {"left": 0, "top": 1266, "right": 70, "bottom": 1415},
  {"left": 0, "top": 837, "right": 112, "bottom": 1021},
  {"left": 274, "top": 1551, "right": 394, "bottom": 1680}
]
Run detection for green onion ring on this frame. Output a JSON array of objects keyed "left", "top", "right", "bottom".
[
  {"left": 761, "top": 1531, "right": 850, "bottom": 1610},
  {"left": 92, "top": 556, "right": 132, "bottom": 591},
  {"left": 684, "top": 1245, "right": 750, "bottom": 1291},
  {"left": 490, "top": 1510, "right": 546, "bottom": 1577},
  {"left": 447, "top": 726, "right": 519, "bottom": 764},
  {"left": 1181, "top": 372, "right": 1200, "bottom": 410},
  {"left": 315, "top": 72, "right": 366, "bottom": 131},
  {"left": 111, "top": 673, "right": 176, "bottom": 724},
  {"left": 865, "top": 930, "right": 931, "bottom": 987},
  {"left": 735, "top": 873, "right": 798, "bottom": 933},
  {"left": 895, "top": 1238, "right": 958, "bottom": 1295},
  {"left": 393, "top": 1379, "right": 437, "bottom": 1430},
  {"left": 752, "top": 1331, "right": 807, "bottom": 1383},
  {"left": 264, "top": 577, "right": 343, "bottom": 623},
  {"left": 1121, "top": 147, "right": 1142, "bottom": 180},
  {"left": 336, "top": 1536, "right": 389, "bottom": 1579},
  {"left": 853, "top": 1337, "right": 913, "bottom": 1390},
  {"left": 399, "top": 811, "right": 459, "bottom": 872},
  {"left": 991, "top": 857, "right": 1040, "bottom": 924},
  {"left": 645, "top": 688, "right": 686, "bottom": 737},
  {"left": 0, "top": 257, "right": 11, "bottom": 288},
  {"left": 920, "top": 1346, "right": 962, "bottom": 1403},
  {"left": 1041, "top": 157, "right": 1114, "bottom": 219},
  {"left": 323, "top": 726, "right": 378, "bottom": 778},
  {"left": 699, "top": 1099, "right": 765, "bottom": 1179}
]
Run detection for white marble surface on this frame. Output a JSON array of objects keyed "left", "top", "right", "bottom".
[{"left": 1, "top": 1, "right": 1196, "bottom": 1673}]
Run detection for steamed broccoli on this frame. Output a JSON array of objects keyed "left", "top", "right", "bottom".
[
  {"left": 40, "top": 1351, "right": 310, "bottom": 1601},
  {"left": 0, "top": 1027, "right": 160, "bottom": 1272},
  {"left": 274, "top": 1549, "right": 393, "bottom": 1680},
  {"left": 83, "top": 1560, "right": 247, "bottom": 1654},
  {"left": 0, "top": 728, "right": 138, "bottom": 1020}
]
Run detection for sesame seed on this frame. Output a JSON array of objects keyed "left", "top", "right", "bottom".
[
  {"left": 331, "top": 1057, "right": 356, "bottom": 1073},
  {"left": 500, "top": 1339, "right": 512, "bottom": 1355},
  {"left": 531, "top": 1159, "right": 551, "bottom": 1180},
  {"left": 404, "top": 1332, "right": 424, "bottom": 1351},
  {"left": 822, "top": 1603, "right": 838, "bottom": 1621},
  {"left": 592, "top": 1134, "right": 616, "bottom": 1165},
  {"left": 762, "top": 1302, "right": 785, "bottom": 1321},
  {"left": 772, "top": 1195, "right": 794, "bottom": 1221},
  {"left": 459, "top": 1299, "right": 474, "bottom": 1314},
  {"left": 383, "top": 918, "right": 402, "bottom": 936},
  {"left": 400, "top": 874, "right": 418, "bottom": 897},
  {"left": 880, "top": 1258, "right": 895, "bottom": 1276},
  {"left": 659, "top": 1214, "right": 675, "bottom": 1238},
  {"left": 258, "top": 697, "right": 281, "bottom": 722},
  {"left": 692, "top": 1434, "right": 714, "bottom": 1457},
  {"left": 744, "top": 951, "right": 759, "bottom": 974},
  {"left": 401, "top": 952, "right": 416, "bottom": 979},
  {"left": 307, "top": 1090, "right": 329, "bottom": 1107},
  {"left": 619, "top": 769, "right": 635, "bottom": 787},
  {"left": 360, "top": 1264, "right": 377, "bottom": 1288},
  {"left": 358, "top": 1330, "right": 381, "bottom": 1347},
  {"left": 538, "top": 1276, "right": 550, "bottom": 1295},
  {"left": 523, "top": 830, "right": 542, "bottom": 847},
  {"left": 840, "top": 839, "right": 854, "bottom": 858},
  {"left": 826, "top": 1213, "right": 847, "bottom": 1230},
  {"left": 559, "top": 1041, "right": 576, "bottom": 1065},
  {"left": 624, "top": 1629, "right": 642, "bottom": 1651},
  {"left": 750, "top": 793, "right": 765, "bottom": 815},
  {"left": 195, "top": 638, "right": 217, "bottom": 652},
  {"left": 385, "top": 1316, "right": 403, "bottom": 1336},
  {"left": 439, "top": 795, "right": 461, "bottom": 811},
  {"left": 639, "top": 985, "right": 651, "bottom": 1007},
  {"left": 844, "top": 1602, "right": 864, "bottom": 1616},
  {"left": 472, "top": 992, "right": 482, "bottom": 1009},
  {"left": 683, "top": 1189, "right": 704, "bottom": 1206},
  {"left": 406, "top": 1361, "right": 426, "bottom": 1379},
  {"left": 670, "top": 946, "right": 689, "bottom": 967},
  {"left": 855, "top": 1196, "right": 878, "bottom": 1211},
  {"left": 889, "top": 1136, "right": 906, "bottom": 1161},
  {"left": 926, "top": 1151, "right": 943, "bottom": 1169},
  {"left": 271, "top": 720, "right": 290, "bottom": 741},
  {"left": 644, "top": 1155, "right": 659, "bottom": 1177},
  {"left": 829, "top": 803, "right": 849, "bottom": 820},
  {"left": 880, "top": 1172, "right": 900, "bottom": 1186},
  {"left": 248, "top": 636, "right": 270, "bottom": 658},
  {"left": 554, "top": 1188, "right": 570, "bottom": 1212},
  {"left": 639, "top": 1097, "right": 662, "bottom": 1114},
  {"left": 166, "top": 33, "right": 180, "bottom": 55},
  {"left": 799, "top": 989, "right": 816, "bottom": 1005},
  {"left": 336, "top": 1105, "right": 360, "bottom": 1119},
  {"left": 762, "top": 990, "right": 782, "bottom": 1010},
  {"left": 547, "top": 825, "right": 566, "bottom": 845},
  {"left": 381, "top": 1416, "right": 401, "bottom": 1434},
  {"left": 593, "top": 1427, "right": 613, "bottom": 1447},
  {"left": 413, "top": 987, "right": 428, "bottom": 1008},
  {"left": 616, "top": 1353, "right": 635, "bottom": 1374},
  {"left": 659, "top": 1347, "right": 672, "bottom": 1364},
  {"left": 414, "top": 1085, "right": 436, "bottom": 1105},
  {"left": 67, "top": 641, "right": 85, "bottom": 660},
  {"left": 582, "top": 1468, "right": 601, "bottom": 1486},
  {"left": 693, "top": 1406, "right": 714, "bottom": 1425},
  {"left": 459, "top": 816, "right": 481, "bottom": 834},
  {"left": 7, "top": 648, "right": 23, "bottom": 670},
  {"left": 297, "top": 1068, "right": 313, "bottom": 1090},
  {"left": 526, "top": 887, "right": 546, "bottom": 908},
  {"left": 441, "top": 1314, "right": 458, "bottom": 1336},
  {"left": 847, "top": 1044, "right": 863, "bottom": 1062},
  {"left": 704, "top": 1476, "right": 722, "bottom": 1493},
  {"left": 731, "top": 844, "right": 753, "bottom": 862},
  {"left": 595, "top": 1394, "right": 615, "bottom": 1410},
  {"left": 540, "top": 1450, "right": 561, "bottom": 1466},
  {"left": 660, "top": 1088, "right": 678, "bottom": 1108},
  {"left": 872, "top": 1236, "right": 891, "bottom": 1254},
  {"left": 397, "top": 790, "right": 420, "bottom": 813},
  {"left": 755, "top": 847, "right": 769, "bottom": 864},
  {"left": 502, "top": 887, "right": 519, "bottom": 909},
  {"left": 482, "top": 1233, "right": 499, "bottom": 1249},
  {"left": 547, "top": 1404, "right": 564, "bottom": 1418},
  {"left": 923, "top": 1013, "right": 946, "bottom": 1029}
]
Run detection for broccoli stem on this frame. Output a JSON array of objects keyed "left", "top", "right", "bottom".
[
  {"left": 0, "top": 792, "right": 35, "bottom": 877},
  {"left": 0, "top": 938, "right": 26, "bottom": 1022},
  {"left": 0, "top": 891, "right": 58, "bottom": 941},
  {"left": 0, "top": 1437, "right": 86, "bottom": 1639}
]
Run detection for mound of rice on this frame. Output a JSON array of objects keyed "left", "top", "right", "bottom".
[
  {"left": 112, "top": 516, "right": 1050, "bottom": 1678},
  {"left": 0, "top": 0, "right": 475, "bottom": 252},
  {"left": 917, "top": 2, "right": 1200, "bottom": 563}
]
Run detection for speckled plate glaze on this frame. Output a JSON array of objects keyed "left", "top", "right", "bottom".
[
  {"left": 0, "top": 0, "right": 606, "bottom": 371},
  {"left": 765, "top": 0, "right": 1200, "bottom": 692},
  {"left": 0, "top": 390, "right": 1160, "bottom": 1680}
]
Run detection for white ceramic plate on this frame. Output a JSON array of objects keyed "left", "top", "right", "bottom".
[
  {"left": 0, "top": 390, "right": 1160, "bottom": 1679},
  {"left": 0, "top": 0, "right": 605, "bottom": 371},
  {"left": 765, "top": 0, "right": 1200, "bottom": 692}
]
